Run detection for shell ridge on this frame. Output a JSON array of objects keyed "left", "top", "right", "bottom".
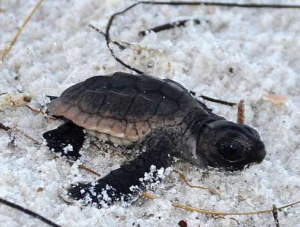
[{"left": 123, "top": 93, "right": 138, "bottom": 122}]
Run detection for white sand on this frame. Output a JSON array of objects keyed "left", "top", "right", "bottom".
[{"left": 1, "top": 0, "right": 300, "bottom": 226}]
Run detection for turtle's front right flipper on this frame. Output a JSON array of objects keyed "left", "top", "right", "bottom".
[
  {"left": 43, "top": 122, "right": 85, "bottom": 160},
  {"left": 63, "top": 134, "right": 174, "bottom": 208}
]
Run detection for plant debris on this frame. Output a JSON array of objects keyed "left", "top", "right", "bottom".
[
  {"left": 139, "top": 19, "right": 201, "bottom": 37},
  {"left": 178, "top": 220, "right": 188, "bottom": 227},
  {"left": 237, "top": 100, "right": 245, "bottom": 124},
  {"left": 263, "top": 94, "right": 289, "bottom": 104}
]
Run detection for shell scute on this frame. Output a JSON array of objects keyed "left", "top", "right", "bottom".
[
  {"left": 126, "top": 94, "right": 158, "bottom": 122},
  {"left": 135, "top": 75, "right": 165, "bottom": 91},
  {"left": 110, "top": 72, "right": 138, "bottom": 88},
  {"left": 156, "top": 98, "right": 179, "bottom": 116},
  {"left": 161, "top": 81, "right": 185, "bottom": 100},
  {"left": 77, "top": 91, "right": 105, "bottom": 114},
  {"left": 97, "top": 91, "right": 133, "bottom": 120}
]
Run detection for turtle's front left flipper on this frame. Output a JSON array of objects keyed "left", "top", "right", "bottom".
[
  {"left": 43, "top": 122, "right": 85, "bottom": 160},
  {"left": 64, "top": 135, "right": 173, "bottom": 208}
]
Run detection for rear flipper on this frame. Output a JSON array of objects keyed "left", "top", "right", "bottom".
[
  {"left": 64, "top": 135, "right": 173, "bottom": 208},
  {"left": 43, "top": 122, "right": 85, "bottom": 160}
]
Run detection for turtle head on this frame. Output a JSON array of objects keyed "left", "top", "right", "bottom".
[{"left": 196, "top": 120, "right": 266, "bottom": 171}]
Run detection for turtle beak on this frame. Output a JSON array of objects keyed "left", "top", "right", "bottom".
[{"left": 252, "top": 142, "right": 266, "bottom": 165}]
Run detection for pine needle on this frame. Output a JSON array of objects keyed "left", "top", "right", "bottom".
[
  {"left": 1, "top": 0, "right": 45, "bottom": 68},
  {"left": 141, "top": 192, "right": 300, "bottom": 216}
]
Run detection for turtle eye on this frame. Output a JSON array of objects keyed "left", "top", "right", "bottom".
[{"left": 217, "top": 140, "right": 244, "bottom": 162}]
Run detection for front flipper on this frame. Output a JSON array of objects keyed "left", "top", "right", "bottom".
[
  {"left": 43, "top": 122, "right": 85, "bottom": 160},
  {"left": 65, "top": 135, "right": 173, "bottom": 208}
]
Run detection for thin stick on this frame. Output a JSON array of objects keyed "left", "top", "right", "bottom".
[
  {"left": 1, "top": 0, "right": 45, "bottom": 66},
  {"left": 0, "top": 123, "right": 41, "bottom": 145},
  {"left": 104, "top": 1, "right": 300, "bottom": 74},
  {"left": 173, "top": 170, "right": 220, "bottom": 196},
  {"left": 0, "top": 122, "right": 10, "bottom": 131},
  {"left": 139, "top": 19, "right": 201, "bottom": 36},
  {"left": 0, "top": 197, "right": 62, "bottom": 227},
  {"left": 237, "top": 100, "right": 244, "bottom": 124},
  {"left": 78, "top": 164, "right": 101, "bottom": 177},
  {"left": 14, "top": 127, "right": 41, "bottom": 145},
  {"left": 200, "top": 95, "right": 237, "bottom": 107}
]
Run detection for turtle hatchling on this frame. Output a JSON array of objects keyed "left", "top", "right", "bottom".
[{"left": 43, "top": 72, "right": 266, "bottom": 207}]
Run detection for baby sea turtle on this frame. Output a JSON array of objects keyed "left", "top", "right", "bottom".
[{"left": 43, "top": 72, "right": 266, "bottom": 207}]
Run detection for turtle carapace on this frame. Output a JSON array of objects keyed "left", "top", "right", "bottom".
[{"left": 43, "top": 72, "right": 266, "bottom": 207}]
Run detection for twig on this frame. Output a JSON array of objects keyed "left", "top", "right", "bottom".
[
  {"left": 237, "top": 100, "right": 244, "bottom": 124},
  {"left": 78, "top": 164, "right": 101, "bottom": 177},
  {"left": 272, "top": 204, "right": 280, "bottom": 227},
  {"left": 0, "top": 197, "right": 62, "bottom": 227},
  {"left": 89, "top": 24, "right": 126, "bottom": 50},
  {"left": 104, "top": 1, "right": 300, "bottom": 74},
  {"left": 173, "top": 170, "right": 220, "bottom": 196},
  {"left": 0, "top": 122, "right": 41, "bottom": 145},
  {"left": 139, "top": 19, "right": 201, "bottom": 36},
  {"left": 200, "top": 95, "right": 237, "bottom": 107},
  {"left": 14, "top": 127, "right": 41, "bottom": 145},
  {"left": 1, "top": 0, "right": 45, "bottom": 67},
  {"left": 0, "top": 122, "right": 10, "bottom": 131}
]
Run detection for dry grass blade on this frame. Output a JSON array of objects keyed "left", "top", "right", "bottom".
[
  {"left": 172, "top": 200, "right": 300, "bottom": 216},
  {"left": 173, "top": 170, "right": 220, "bottom": 196},
  {"left": 237, "top": 100, "right": 244, "bottom": 124},
  {"left": 1, "top": 0, "right": 45, "bottom": 67},
  {"left": 141, "top": 191, "right": 300, "bottom": 217},
  {"left": 142, "top": 192, "right": 158, "bottom": 200}
]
